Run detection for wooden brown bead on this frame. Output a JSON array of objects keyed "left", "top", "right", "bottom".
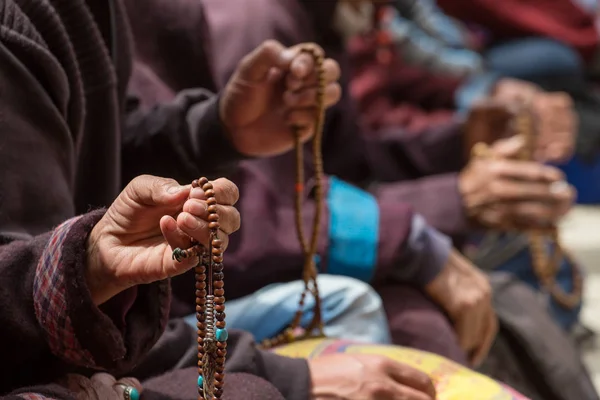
[
  {"left": 214, "top": 288, "right": 225, "bottom": 296},
  {"left": 217, "top": 341, "right": 226, "bottom": 349},
  {"left": 202, "top": 182, "right": 213, "bottom": 190},
  {"left": 216, "top": 321, "right": 226, "bottom": 329},
  {"left": 215, "top": 373, "right": 224, "bottom": 382},
  {"left": 198, "top": 177, "right": 209, "bottom": 185},
  {"left": 215, "top": 381, "right": 224, "bottom": 389},
  {"left": 196, "top": 273, "right": 207, "bottom": 280},
  {"left": 212, "top": 248, "right": 222, "bottom": 257},
  {"left": 196, "top": 305, "right": 204, "bottom": 312},
  {"left": 195, "top": 281, "right": 206, "bottom": 290},
  {"left": 208, "top": 205, "right": 218, "bottom": 213},
  {"left": 198, "top": 360, "right": 203, "bottom": 367},
  {"left": 213, "top": 263, "right": 224, "bottom": 272},
  {"left": 192, "top": 179, "right": 199, "bottom": 188},
  {"left": 216, "top": 312, "right": 226, "bottom": 321},
  {"left": 208, "top": 214, "right": 219, "bottom": 222},
  {"left": 197, "top": 336, "right": 205, "bottom": 343},
  {"left": 214, "top": 281, "right": 224, "bottom": 289},
  {"left": 196, "top": 290, "right": 207, "bottom": 298},
  {"left": 214, "top": 296, "right": 225, "bottom": 304},
  {"left": 207, "top": 197, "right": 217, "bottom": 206},
  {"left": 212, "top": 238, "right": 223, "bottom": 247},
  {"left": 204, "top": 189, "right": 216, "bottom": 198},
  {"left": 217, "top": 349, "right": 227, "bottom": 357},
  {"left": 215, "top": 304, "right": 225, "bottom": 313},
  {"left": 213, "top": 272, "right": 224, "bottom": 281},
  {"left": 208, "top": 222, "right": 220, "bottom": 230},
  {"left": 215, "top": 388, "right": 224, "bottom": 397}
]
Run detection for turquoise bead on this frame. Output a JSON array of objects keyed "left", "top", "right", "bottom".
[
  {"left": 129, "top": 388, "right": 140, "bottom": 400},
  {"left": 216, "top": 328, "right": 229, "bottom": 342},
  {"left": 198, "top": 375, "right": 204, "bottom": 387}
]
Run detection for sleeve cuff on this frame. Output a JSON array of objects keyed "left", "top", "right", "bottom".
[
  {"left": 189, "top": 93, "right": 247, "bottom": 173},
  {"left": 391, "top": 214, "right": 451, "bottom": 287},
  {"left": 454, "top": 71, "right": 500, "bottom": 113},
  {"left": 325, "top": 177, "right": 379, "bottom": 283},
  {"left": 33, "top": 210, "right": 170, "bottom": 372}
]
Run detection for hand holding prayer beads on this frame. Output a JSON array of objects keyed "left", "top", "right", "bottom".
[
  {"left": 469, "top": 107, "right": 581, "bottom": 310},
  {"left": 219, "top": 40, "right": 341, "bottom": 157},
  {"left": 259, "top": 45, "right": 328, "bottom": 349}
]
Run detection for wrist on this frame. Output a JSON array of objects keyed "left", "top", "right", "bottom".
[{"left": 85, "top": 223, "right": 122, "bottom": 305}]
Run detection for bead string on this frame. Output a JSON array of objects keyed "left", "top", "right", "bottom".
[
  {"left": 172, "top": 177, "right": 227, "bottom": 400},
  {"left": 471, "top": 107, "right": 582, "bottom": 309},
  {"left": 260, "top": 45, "right": 327, "bottom": 349}
]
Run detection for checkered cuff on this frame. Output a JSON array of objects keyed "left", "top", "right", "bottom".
[
  {"left": 18, "top": 395, "right": 55, "bottom": 400},
  {"left": 33, "top": 216, "right": 96, "bottom": 367}
]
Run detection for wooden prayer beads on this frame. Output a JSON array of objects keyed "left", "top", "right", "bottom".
[
  {"left": 172, "top": 177, "right": 227, "bottom": 400},
  {"left": 471, "top": 107, "right": 582, "bottom": 309},
  {"left": 259, "top": 45, "right": 328, "bottom": 349}
]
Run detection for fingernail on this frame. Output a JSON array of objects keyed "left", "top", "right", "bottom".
[
  {"left": 550, "top": 181, "right": 569, "bottom": 194},
  {"left": 167, "top": 185, "right": 182, "bottom": 194},
  {"left": 183, "top": 214, "right": 198, "bottom": 229}
]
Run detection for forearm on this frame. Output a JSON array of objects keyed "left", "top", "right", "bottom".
[
  {"left": 5, "top": 385, "right": 74, "bottom": 400},
  {"left": 373, "top": 174, "right": 470, "bottom": 237},
  {"left": 123, "top": 91, "right": 245, "bottom": 185}
]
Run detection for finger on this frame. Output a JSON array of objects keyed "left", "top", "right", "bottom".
[
  {"left": 287, "top": 58, "right": 341, "bottom": 91},
  {"left": 492, "top": 160, "right": 565, "bottom": 183},
  {"left": 283, "top": 83, "right": 342, "bottom": 108},
  {"left": 160, "top": 215, "right": 198, "bottom": 271},
  {"left": 189, "top": 178, "right": 240, "bottom": 206},
  {"left": 114, "top": 377, "right": 143, "bottom": 396},
  {"left": 125, "top": 175, "right": 191, "bottom": 211},
  {"left": 471, "top": 310, "right": 499, "bottom": 367},
  {"left": 177, "top": 212, "right": 230, "bottom": 249},
  {"left": 90, "top": 373, "right": 117, "bottom": 387},
  {"left": 490, "top": 180, "right": 568, "bottom": 203},
  {"left": 183, "top": 199, "right": 241, "bottom": 235},
  {"left": 390, "top": 383, "right": 435, "bottom": 400},
  {"left": 235, "top": 39, "right": 287, "bottom": 82},
  {"left": 289, "top": 51, "right": 315, "bottom": 80},
  {"left": 490, "top": 135, "right": 526, "bottom": 159},
  {"left": 383, "top": 359, "right": 436, "bottom": 398}
]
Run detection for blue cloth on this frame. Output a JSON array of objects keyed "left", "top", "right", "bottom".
[
  {"left": 485, "top": 38, "right": 584, "bottom": 80},
  {"left": 326, "top": 177, "right": 379, "bottom": 283},
  {"left": 184, "top": 275, "right": 392, "bottom": 344}
]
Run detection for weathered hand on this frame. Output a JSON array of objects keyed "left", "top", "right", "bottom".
[
  {"left": 309, "top": 354, "right": 436, "bottom": 400},
  {"left": 220, "top": 40, "right": 341, "bottom": 157},
  {"left": 86, "top": 175, "right": 240, "bottom": 305},
  {"left": 425, "top": 250, "right": 497, "bottom": 367},
  {"left": 531, "top": 92, "right": 576, "bottom": 163},
  {"left": 490, "top": 78, "right": 577, "bottom": 162},
  {"left": 459, "top": 136, "right": 575, "bottom": 230}
]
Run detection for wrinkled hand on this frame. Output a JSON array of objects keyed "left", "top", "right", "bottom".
[
  {"left": 531, "top": 92, "right": 576, "bottom": 163},
  {"left": 220, "top": 40, "right": 341, "bottom": 157},
  {"left": 309, "top": 354, "right": 436, "bottom": 400},
  {"left": 86, "top": 175, "right": 240, "bottom": 305},
  {"left": 459, "top": 136, "right": 575, "bottom": 230},
  {"left": 425, "top": 250, "right": 497, "bottom": 367},
  {"left": 490, "top": 78, "right": 577, "bottom": 162},
  {"left": 60, "top": 373, "right": 142, "bottom": 400},
  {"left": 491, "top": 78, "right": 541, "bottom": 105}
]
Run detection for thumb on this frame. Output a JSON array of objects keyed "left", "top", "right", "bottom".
[
  {"left": 235, "top": 39, "right": 288, "bottom": 82},
  {"left": 490, "top": 135, "right": 526, "bottom": 159},
  {"left": 124, "top": 175, "right": 190, "bottom": 209}
]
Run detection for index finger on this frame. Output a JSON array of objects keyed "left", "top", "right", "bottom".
[
  {"left": 493, "top": 160, "right": 565, "bottom": 182},
  {"left": 189, "top": 178, "right": 240, "bottom": 206},
  {"left": 383, "top": 359, "right": 436, "bottom": 398}
]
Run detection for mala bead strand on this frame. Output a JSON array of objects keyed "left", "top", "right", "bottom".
[
  {"left": 173, "top": 177, "right": 227, "bottom": 400},
  {"left": 260, "top": 45, "right": 327, "bottom": 350}
]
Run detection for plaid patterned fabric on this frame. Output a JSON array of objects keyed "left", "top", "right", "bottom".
[
  {"left": 18, "top": 394, "right": 55, "bottom": 400},
  {"left": 33, "top": 216, "right": 96, "bottom": 367}
]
